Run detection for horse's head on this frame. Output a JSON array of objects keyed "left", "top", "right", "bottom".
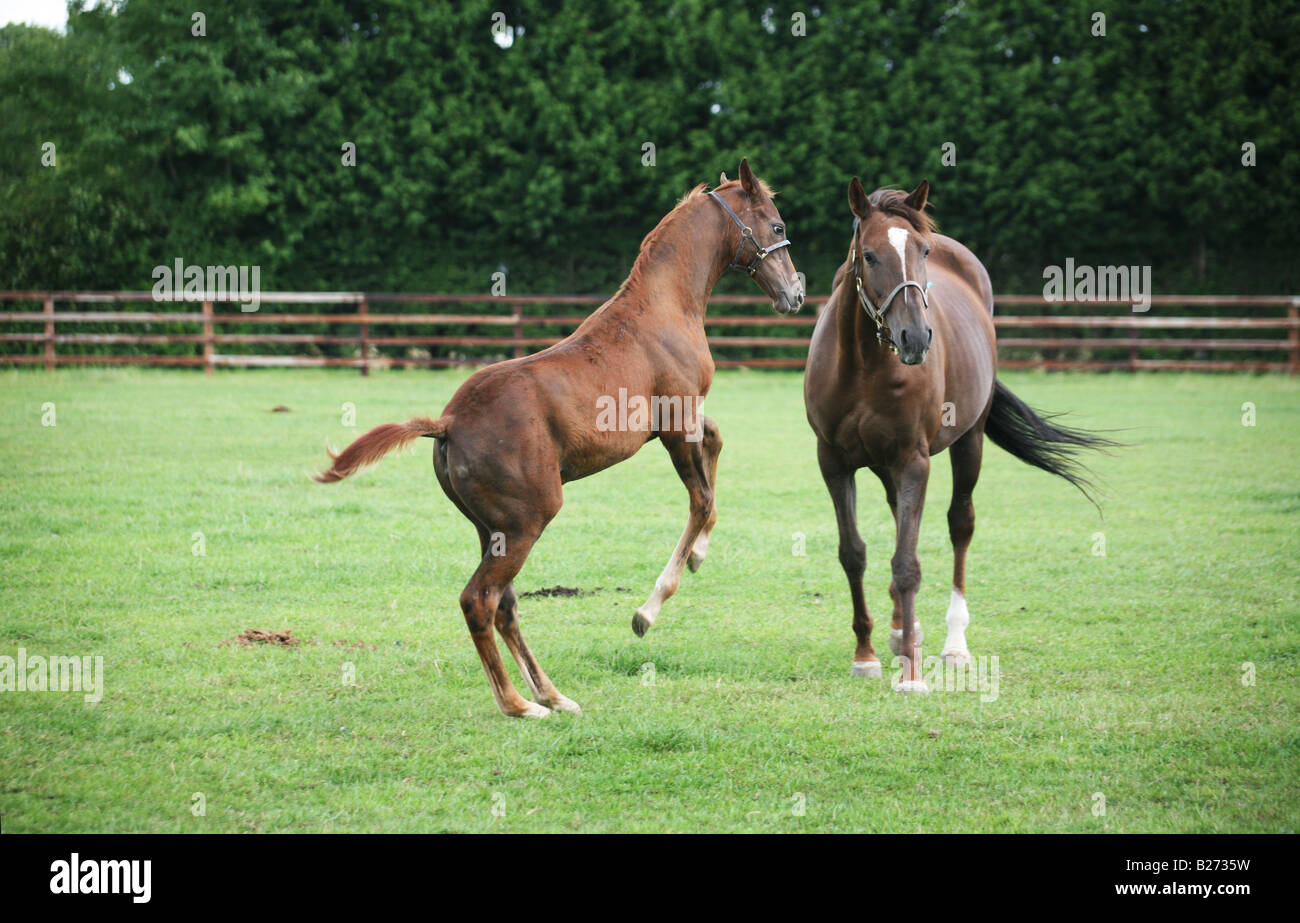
[
  {"left": 711, "top": 158, "right": 805, "bottom": 315},
  {"left": 847, "top": 177, "right": 934, "bottom": 365}
]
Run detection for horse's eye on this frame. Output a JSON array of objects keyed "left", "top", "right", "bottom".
[
  {"left": 864, "top": 252, "right": 877, "bottom": 266},
  {"left": 923, "top": 247, "right": 931, "bottom": 259},
  {"left": 772, "top": 224, "right": 784, "bottom": 237}
]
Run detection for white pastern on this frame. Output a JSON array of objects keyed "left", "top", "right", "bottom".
[{"left": 942, "top": 588, "right": 972, "bottom": 663}]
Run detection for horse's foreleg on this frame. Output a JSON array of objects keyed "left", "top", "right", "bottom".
[
  {"left": 494, "top": 584, "right": 582, "bottom": 714},
  {"left": 819, "top": 442, "right": 879, "bottom": 677},
  {"left": 889, "top": 450, "right": 931, "bottom": 693},
  {"left": 873, "top": 465, "right": 924, "bottom": 665},
  {"left": 943, "top": 427, "right": 983, "bottom": 666},
  {"left": 632, "top": 435, "right": 713, "bottom": 637},
  {"left": 687, "top": 415, "right": 722, "bottom": 572}
]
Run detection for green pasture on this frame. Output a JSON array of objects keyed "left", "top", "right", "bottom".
[{"left": 1, "top": 367, "right": 1296, "bottom": 832}]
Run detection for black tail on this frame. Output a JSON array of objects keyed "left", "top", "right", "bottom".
[{"left": 984, "top": 380, "right": 1120, "bottom": 507}]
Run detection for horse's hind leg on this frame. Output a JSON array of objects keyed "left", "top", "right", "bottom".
[
  {"left": 494, "top": 584, "right": 582, "bottom": 714},
  {"left": 818, "top": 442, "right": 880, "bottom": 678},
  {"left": 442, "top": 440, "right": 565, "bottom": 718},
  {"left": 632, "top": 434, "right": 713, "bottom": 637},
  {"left": 459, "top": 532, "right": 555, "bottom": 718},
  {"left": 942, "top": 426, "right": 983, "bottom": 666},
  {"left": 687, "top": 415, "right": 722, "bottom": 572}
]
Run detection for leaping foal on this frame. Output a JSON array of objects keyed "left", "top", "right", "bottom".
[{"left": 314, "top": 159, "right": 803, "bottom": 718}]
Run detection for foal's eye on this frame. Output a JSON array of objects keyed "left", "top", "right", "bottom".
[
  {"left": 923, "top": 246, "right": 931, "bottom": 259},
  {"left": 772, "top": 224, "right": 785, "bottom": 237}
]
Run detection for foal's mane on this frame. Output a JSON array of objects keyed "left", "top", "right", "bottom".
[
  {"left": 868, "top": 187, "right": 937, "bottom": 237},
  {"left": 610, "top": 177, "right": 778, "bottom": 303},
  {"left": 639, "top": 178, "right": 776, "bottom": 252}
]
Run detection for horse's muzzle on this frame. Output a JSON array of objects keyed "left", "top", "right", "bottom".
[{"left": 774, "top": 287, "right": 805, "bottom": 316}]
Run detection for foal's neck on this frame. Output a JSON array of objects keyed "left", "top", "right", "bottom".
[{"left": 625, "top": 198, "right": 733, "bottom": 322}]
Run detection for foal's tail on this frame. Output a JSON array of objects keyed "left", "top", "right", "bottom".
[
  {"left": 984, "top": 380, "right": 1119, "bottom": 507},
  {"left": 312, "top": 415, "right": 451, "bottom": 483}
]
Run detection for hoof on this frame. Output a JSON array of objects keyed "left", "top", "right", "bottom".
[
  {"left": 894, "top": 680, "right": 930, "bottom": 695},
  {"left": 942, "top": 649, "right": 972, "bottom": 666},
  {"left": 687, "top": 551, "right": 704, "bottom": 573},
  {"left": 850, "top": 660, "right": 883, "bottom": 678},
  {"left": 546, "top": 695, "right": 583, "bottom": 716},
  {"left": 632, "top": 609, "right": 654, "bottom": 637},
  {"left": 888, "top": 621, "right": 924, "bottom": 657},
  {"left": 513, "top": 701, "right": 552, "bottom": 719}
]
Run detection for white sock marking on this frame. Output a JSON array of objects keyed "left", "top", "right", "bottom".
[{"left": 943, "top": 588, "right": 970, "bottom": 656}]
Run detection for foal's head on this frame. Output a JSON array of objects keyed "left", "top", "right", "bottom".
[
  {"left": 847, "top": 178, "right": 935, "bottom": 365},
  {"left": 713, "top": 158, "right": 805, "bottom": 315}
]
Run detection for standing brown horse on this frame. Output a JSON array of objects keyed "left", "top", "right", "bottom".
[
  {"left": 314, "top": 159, "right": 803, "bottom": 717},
  {"left": 805, "top": 177, "right": 1114, "bottom": 692}
]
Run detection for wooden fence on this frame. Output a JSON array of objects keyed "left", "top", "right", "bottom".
[{"left": 1, "top": 291, "right": 1296, "bottom": 374}]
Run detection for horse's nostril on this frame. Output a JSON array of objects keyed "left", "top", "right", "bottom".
[
  {"left": 900, "top": 329, "right": 910, "bottom": 347},
  {"left": 927, "top": 327, "right": 934, "bottom": 345}
]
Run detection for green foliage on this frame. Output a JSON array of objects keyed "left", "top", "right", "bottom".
[{"left": 1, "top": 1, "right": 1296, "bottom": 295}]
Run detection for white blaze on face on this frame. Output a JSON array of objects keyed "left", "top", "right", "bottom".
[{"left": 887, "top": 226, "right": 911, "bottom": 279}]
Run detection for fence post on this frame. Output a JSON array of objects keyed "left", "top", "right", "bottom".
[
  {"left": 513, "top": 302, "right": 524, "bottom": 359},
  {"left": 42, "top": 296, "right": 54, "bottom": 369},
  {"left": 202, "top": 300, "right": 214, "bottom": 375},
  {"left": 1289, "top": 301, "right": 1298, "bottom": 377},
  {"left": 359, "top": 298, "right": 370, "bottom": 376}
]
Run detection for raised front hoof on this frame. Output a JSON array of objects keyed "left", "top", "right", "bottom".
[
  {"left": 507, "top": 701, "right": 552, "bottom": 719},
  {"left": 687, "top": 551, "right": 705, "bottom": 573},
  {"left": 631, "top": 609, "right": 655, "bottom": 638},
  {"left": 545, "top": 695, "right": 583, "bottom": 716},
  {"left": 942, "top": 649, "right": 973, "bottom": 667},
  {"left": 850, "top": 660, "right": 883, "bottom": 679},
  {"left": 894, "top": 680, "right": 930, "bottom": 695}
]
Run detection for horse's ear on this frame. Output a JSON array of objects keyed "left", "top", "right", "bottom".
[
  {"left": 738, "top": 157, "right": 758, "bottom": 195},
  {"left": 904, "top": 179, "right": 930, "bottom": 212},
  {"left": 848, "top": 176, "right": 873, "bottom": 219},
  {"left": 719, "top": 171, "right": 729, "bottom": 185}
]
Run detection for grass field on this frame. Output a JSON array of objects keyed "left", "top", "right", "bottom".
[{"left": 1, "top": 366, "right": 1297, "bottom": 833}]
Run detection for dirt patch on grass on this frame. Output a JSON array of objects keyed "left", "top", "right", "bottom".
[
  {"left": 333, "top": 639, "right": 377, "bottom": 651},
  {"left": 220, "top": 628, "right": 316, "bottom": 648},
  {"left": 521, "top": 586, "right": 585, "bottom": 598},
  {"left": 520, "top": 585, "right": 633, "bottom": 599}
]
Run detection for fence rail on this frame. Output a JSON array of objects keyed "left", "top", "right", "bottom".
[{"left": 1, "top": 291, "right": 1296, "bottom": 374}]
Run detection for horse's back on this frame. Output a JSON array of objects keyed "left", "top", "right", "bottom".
[{"left": 933, "top": 234, "right": 993, "bottom": 315}]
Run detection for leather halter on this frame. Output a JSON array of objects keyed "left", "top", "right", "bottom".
[
  {"left": 708, "top": 190, "right": 791, "bottom": 277},
  {"left": 850, "top": 215, "right": 930, "bottom": 352}
]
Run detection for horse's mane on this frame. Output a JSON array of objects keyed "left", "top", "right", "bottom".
[{"left": 869, "top": 187, "right": 937, "bottom": 237}]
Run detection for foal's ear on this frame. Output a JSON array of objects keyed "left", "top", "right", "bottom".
[
  {"left": 738, "top": 157, "right": 759, "bottom": 196},
  {"left": 848, "top": 176, "right": 873, "bottom": 219},
  {"left": 719, "top": 171, "right": 729, "bottom": 185},
  {"left": 904, "top": 179, "right": 931, "bottom": 212}
]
